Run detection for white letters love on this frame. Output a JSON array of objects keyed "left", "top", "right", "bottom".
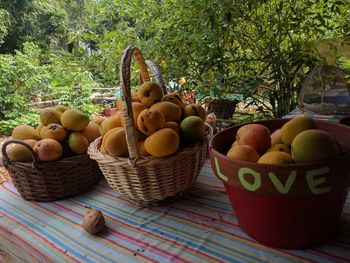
[{"left": 214, "top": 157, "right": 330, "bottom": 194}]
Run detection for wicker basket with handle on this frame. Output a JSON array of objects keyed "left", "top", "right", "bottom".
[
  {"left": 87, "top": 45, "right": 212, "bottom": 206},
  {"left": 2, "top": 140, "right": 102, "bottom": 201}
]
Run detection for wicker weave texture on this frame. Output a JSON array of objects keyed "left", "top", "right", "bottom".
[
  {"left": 89, "top": 138, "right": 207, "bottom": 205},
  {"left": 88, "top": 45, "right": 210, "bottom": 206},
  {"left": 2, "top": 140, "right": 102, "bottom": 201}
]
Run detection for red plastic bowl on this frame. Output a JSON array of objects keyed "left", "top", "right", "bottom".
[
  {"left": 209, "top": 119, "right": 350, "bottom": 249},
  {"left": 339, "top": 116, "right": 350, "bottom": 126}
]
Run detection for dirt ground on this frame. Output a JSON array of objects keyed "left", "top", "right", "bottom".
[{"left": 0, "top": 135, "right": 11, "bottom": 184}]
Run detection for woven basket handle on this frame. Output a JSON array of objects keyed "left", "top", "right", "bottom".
[
  {"left": 1, "top": 139, "right": 40, "bottom": 165},
  {"left": 144, "top": 60, "right": 167, "bottom": 95},
  {"left": 120, "top": 45, "right": 152, "bottom": 161}
]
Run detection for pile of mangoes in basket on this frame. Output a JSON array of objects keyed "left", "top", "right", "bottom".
[
  {"left": 100, "top": 81, "right": 207, "bottom": 158},
  {"left": 7, "top": 106, "right": 103, "bottom": 162}
]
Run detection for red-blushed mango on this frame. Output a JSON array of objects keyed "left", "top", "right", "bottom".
[
  {"left": 258, "top": 151, "right": 294, "bottom": 164},
  {"left": 236, "top": 123, "right": 271, "bottom": 154},
  {"left": 33, "top": 138, "right": 63, "bottom": 161},
  {"left": 226, "top": 145, "right": 260, "bottom": 162},
  {"left": 144, "top": 128, "right": 179, "bottom": 157},
  {"left": 81, "top": 122, "right": 101, "bottom": 143},
  {"left": 270, "top": 128, "right": 282, "bottom": 146}
]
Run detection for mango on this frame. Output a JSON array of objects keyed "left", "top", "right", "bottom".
[
  {"left": 231, "top": 140, "right": 239, "bottom": 148},
  {"left": 120, "top": 102, "right": 147, "bottom": 127},
  {"left": 41, "top": 123, "right": 68, "bottom": 142},
  {"left": 99, "top": 111, "right": 123, "bottom": 136},
  {"left": 39, "top": 125, "right": 47, "bottom": 139},
  {"left": 226, "top": 145, "right": 260, "bottom": 162},
  {"left": 266, "top": 143, "right": 291, "bottom": 154},
  {"left": 54, "top": 105, "right": 69, "bottom": 113},
  {"left": 280, "top": 116, "right": 313, "bottom": 146},
  {"left": 92, "top": 115, "right": 106, "bottom": 126},
  {"left": 137, "top": 109, "right": 165, "bottom": 135},
  {"left": 183, "top": 104, "right": 207, "bottom": 120},
  {"left": 35, "top": 123, "right": 45, "bottom": 137},
  {"left": 164, "top": 121, "right": 180, "bottom": 134},
  {"left": 270, "top": 128, "right": 282, "bottom": 146},
  {"left": 7, "top": 139, "right": 37, "bottom": 162},
  {"left": 144, "top": 128, "right": 179, "bottom": 157},
  {"left": 33, "top": 139, "right": 63, "bottom": 161},
  {"left": 137, "top": 81, "right": 163, "bottom": 107},
  {"left": 258, "top": 151, "right": 294, "bottom": 164},
  {"left": 291, "top": 129, "right": 342, "bottom": 163},
  {"left": 68, "top": 132, "right": 89, "bottom": 154},
  {"left": 116, "top": 92, "right": 140, "bottom": 110},
  {"left": 161, "top": 92, "right": 186, "bottom": 108},
  {"left": 102, "top": 128, "right": 128, "bottom": 157},
  {"left": 180, "top": 116, "right": 205, "bottom": 143},
  {"left": 12, "top": 125, "right": 40, "bottom": 141},
  {"left": 40, "top": 108, "right": 62, "bottom": 126},
  {"left": 81, "top": 122, "right": 101, "bottom": 143},
  {"left": 150, "top": 101, "right": 182, "bottom": 123},
  {"left": 61, "top": 108, "right": 89, "bottom": 131},
  {"left": 236, "top": 124, "right": 271, "bottom": 154}
]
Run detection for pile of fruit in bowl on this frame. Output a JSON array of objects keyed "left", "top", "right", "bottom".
[
  {"left": 5, "top": 105, "right": 102, "bottom": 162},
  {"left": 226, "top": 116, "right": 342, "bottom": 164},
  {"left": 209, "top": 117, "right": 350, "bottom": 249}
]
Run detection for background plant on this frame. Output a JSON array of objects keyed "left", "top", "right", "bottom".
[{"left": 0, "top": 0, "right": 349, "bottom": 136}]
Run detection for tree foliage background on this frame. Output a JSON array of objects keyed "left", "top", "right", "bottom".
[{"left": 0, "top": 0, "right": 349, "bottom": 133}]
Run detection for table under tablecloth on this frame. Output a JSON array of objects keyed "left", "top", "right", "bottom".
[{"left": 0, "top": 159, "right": 349, "bottom": 263}]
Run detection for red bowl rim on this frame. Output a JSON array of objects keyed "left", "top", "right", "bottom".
[{"left": 209, "top": 119, "right": 350, "bottom": 168}]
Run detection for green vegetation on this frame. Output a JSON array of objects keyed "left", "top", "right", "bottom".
[{"left": 0, "top": 0, "right": 349, "bottom": 134}]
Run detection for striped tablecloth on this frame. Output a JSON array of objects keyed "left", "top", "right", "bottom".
[{"left": 0, "top": 160, "right": 349, "bottom": 263}]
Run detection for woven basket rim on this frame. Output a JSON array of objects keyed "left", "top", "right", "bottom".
[
  {"left": 88, "top": 135, "right": 209, "bottom": 167},
  {"left": 2, "top": 139, "right": 94, "bottom": 168}
]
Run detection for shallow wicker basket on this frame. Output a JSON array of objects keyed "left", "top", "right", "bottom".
[
  {"left": 2, "top": 139, "right": 102, "bottom": 202},
  {"left": 88, "top": 45, "right": 211, "bottom": 206}
]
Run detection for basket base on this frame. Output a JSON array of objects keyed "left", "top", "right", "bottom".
[{"left": 126, "top": 191, "right": 186, "bottom": 207}]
